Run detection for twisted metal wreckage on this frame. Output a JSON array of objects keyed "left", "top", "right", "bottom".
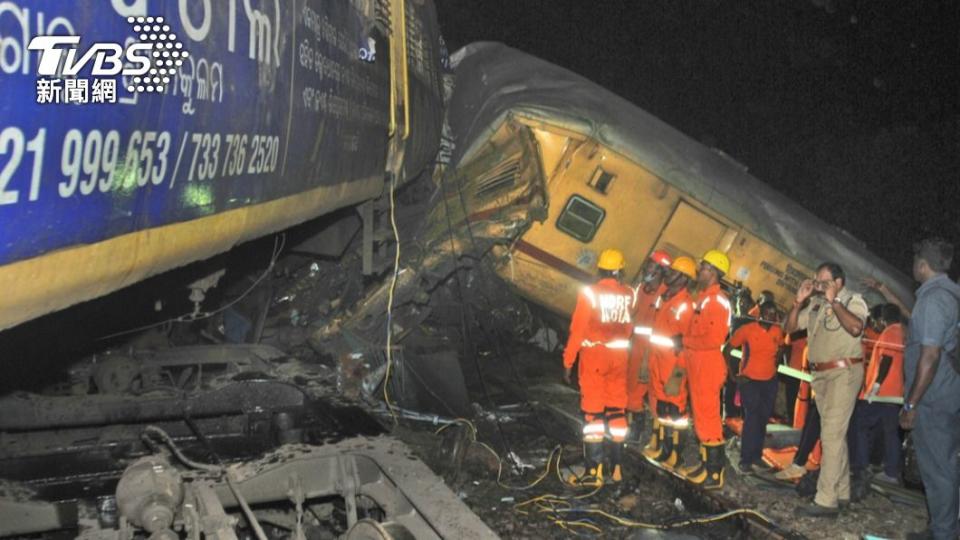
[{"left": 0, "top": 3, "right": 918, "bottom": 535}]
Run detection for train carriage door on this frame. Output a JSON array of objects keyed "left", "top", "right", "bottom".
[{"left": 651, "top": 201, "right": 737, "bottom": 267}]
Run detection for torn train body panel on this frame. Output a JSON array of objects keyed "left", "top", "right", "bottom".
[
  {"left": 308, "top": 42, "right": 912, "bottom": 417},
  {"left": 442, "top": 42, "right": 913, "bottom": 317},
  {"left": 308, "top": 115, "right": 551, "bottom": 411}
]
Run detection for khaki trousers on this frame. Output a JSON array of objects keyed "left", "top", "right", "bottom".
[{"left": 811, "top": 363, "right": 864, "bottom": 508}]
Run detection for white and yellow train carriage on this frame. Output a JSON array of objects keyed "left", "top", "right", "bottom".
[{"left": 441, "top": 42, "right": 912, "bottom": 315}]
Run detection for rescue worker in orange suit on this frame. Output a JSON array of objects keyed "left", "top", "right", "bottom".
[
  {"left": 563, "top": 248, "right": 636, "bottom": 485},
  {"left": 726, "top": 301, "right": 784, "bottom": 473},
  {"left": 677, "top": 250, "right": 733, "bottom": 489},
  {"left": 629, "top": 249, "right": 673, "bottom": 448},
  {"left": 645, "top": 256, "right": 697, "bottom": 470},
  {"left": 849, "top": 304, "right": 905, "bottom": 489}
]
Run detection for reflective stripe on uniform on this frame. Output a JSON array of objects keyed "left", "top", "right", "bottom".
[
  {"left": 700, "top": 295, "right": 730, "bottom": 312},
  {"left": 649, "top": 334, "right": 675, "bottom": 348},
  {"left": 634, "top": 326, "right": 653, "bottom": 336},
  {"left": 582, "top": 339, "right": 632, "bottom": 349},
  {"left": 658, "top": 416, "right": 690, "bottom": 429},
  {"left": 583, "top": 421, "right": 606, "bottom": 441},
  {"left": 674, "top": 303, "right": 689, "bottom": 321},
  {"left": 582, "top": 286, "right": 597, "bottom": 309},
  {"left": 700, "top": 294, "right": 732, "bottom": 325},
  {"left": 609, "top": 426, "right": 629, "bottom": 438},
  {"left": 583, "top": 422, "right": 606, "bottom": 435}
]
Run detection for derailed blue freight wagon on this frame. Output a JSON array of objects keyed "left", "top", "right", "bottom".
[{"left": 0, "top": 0, "right": 444, "bottom": 330}]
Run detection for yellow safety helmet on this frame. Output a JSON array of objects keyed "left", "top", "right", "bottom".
[
  {"left": 671, "top": 256, "right": 697, "bottom": 279},
  {"left": 701, "top": 250, "right": 731, "bottom": 276},
  {"left": 598, "top": 248, "right": 626, "bottom": 271}
]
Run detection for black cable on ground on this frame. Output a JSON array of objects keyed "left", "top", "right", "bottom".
[{"left": 436, "top": 168, "right": 516, "bottom": 461}]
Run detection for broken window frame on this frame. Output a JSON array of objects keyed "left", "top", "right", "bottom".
[
  {"left": 588, "top": 167, "right": 616, "bottom": 194},
  {"left": 556, "top": 194, "right": 606, "bottom": 243}
]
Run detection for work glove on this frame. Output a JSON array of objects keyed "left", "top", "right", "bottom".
[
  {"left": 672, "top": 334, "right": 683, "bottom": 355},
  {"left": 563, "top": 367, "right": 573, "bottom": 387}
]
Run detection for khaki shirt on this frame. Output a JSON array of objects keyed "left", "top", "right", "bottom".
[{"left": 798, "top": 288, "right": 869, "bottom": 364}]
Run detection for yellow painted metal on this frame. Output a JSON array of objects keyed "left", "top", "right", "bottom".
[
  {"left": 481, "top": 121, "right": 815, "bottom": 316},
  {"left": 399, "top": 0, "right": 410, "bottom": 140},
  {"left": 494, "top": 123, "right": 678, "bottom": 314},
  {"left": 529, "top": 126, "right": 583, "bottom": 183},
  {"left": 655, "top": 202, "right": 734, "bottom": 263},
  {"left": 0, "top": 176, "right": 383, "bottom": 331},
  {"left": 387, "top": 0, "right": 410, "bottom": 140},
  {"left": 725, "top": 229, "right": 814, "bottom": 304}
]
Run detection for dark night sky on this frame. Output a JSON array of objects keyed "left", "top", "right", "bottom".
[{"left": 434, "top": 0, "right": 960, "bottom": 275}]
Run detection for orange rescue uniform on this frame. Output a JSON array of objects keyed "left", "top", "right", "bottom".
[
  {"left": 563, "top": 278, "right": 636, "bottom": 442},
  {"left": 649, "top": 288, "right": 694, "bottom": 411},
  {"left": 683, "top": 283, "right": 732, "bottom": 444},
  {"left": 729, "top": 321, "right": 784, "bottom": 381},
  {"left": 862, "top": 326, "right": 881, "bottom": 367},
  {"left": 858, "top": 323, "right": 904, "bottom": 399},
  {"left": 627, "top": 284, "right": 666, "bottom": 413},
  {"left": 794, "top": 345, "right": 813, "bottom": 429},
  {"left": 787, "top": 334, "right": 807, "bottom": 371}
]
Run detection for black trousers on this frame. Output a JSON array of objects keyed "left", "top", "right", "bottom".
[
  {"left": 739, "top": 377, "right": 778, "bottom": 466},
  {"left": 782, "top": 374, "right": 801, "bottom": 424},
  {"left": 794, "top": 397, "right": 821, "bottom": 466},
  {"left": 849, "top": 400, "right": 902, "bottom": 478}
]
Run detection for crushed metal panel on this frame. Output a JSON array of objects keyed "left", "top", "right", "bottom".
[
  {"left": 309, "top": 118, "right": 547, "bottom": 372},
  {"left": 445, "top": 42, "right": 913, "bottom": 308}
]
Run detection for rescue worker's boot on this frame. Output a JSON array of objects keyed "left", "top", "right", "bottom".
[
  {"left": 566, "top": 442, "right": 605, "bottom": 487},
  {"left": 628, "top": 411, "right": 647, "bottom": 444},
  {"left": 653, "top": 424, "right": 673, "bottom": 464},
  {"left": 642, "top": 418, "right": 662, "bottom": 459},
  {"left": 656, "top": 426, "right": 687, "bottom": 471},
  {"left": 687, "top": 442, "right": 725, "bottom": 490},
  {"left": 607, "top": 441, "right": 624, "bottom": 483},
  {"left": 672, "top": 429, "right": 689, "bottom": 471},
  {"left": 679, "top": 444, "right": 707, "bottom": 480}
]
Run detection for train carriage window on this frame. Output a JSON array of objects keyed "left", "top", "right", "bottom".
[
  {"left": 588, "top": 168, "right": 615, "bottom": 194},
  {"left": 556, "top": 195, "right": 606, "bottom": 243}
]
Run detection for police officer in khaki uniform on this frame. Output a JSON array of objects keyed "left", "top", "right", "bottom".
[{"left": 785, "top": 262, "right": 869, "bottom": 518}]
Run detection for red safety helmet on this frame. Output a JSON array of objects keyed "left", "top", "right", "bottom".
[{"left": 650, "top": 249, "right": 672, "bottom": 268}]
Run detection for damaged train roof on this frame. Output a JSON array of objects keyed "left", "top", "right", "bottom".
[{"left": 445, "top": 42, "right": 913, "bottom": 307}]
